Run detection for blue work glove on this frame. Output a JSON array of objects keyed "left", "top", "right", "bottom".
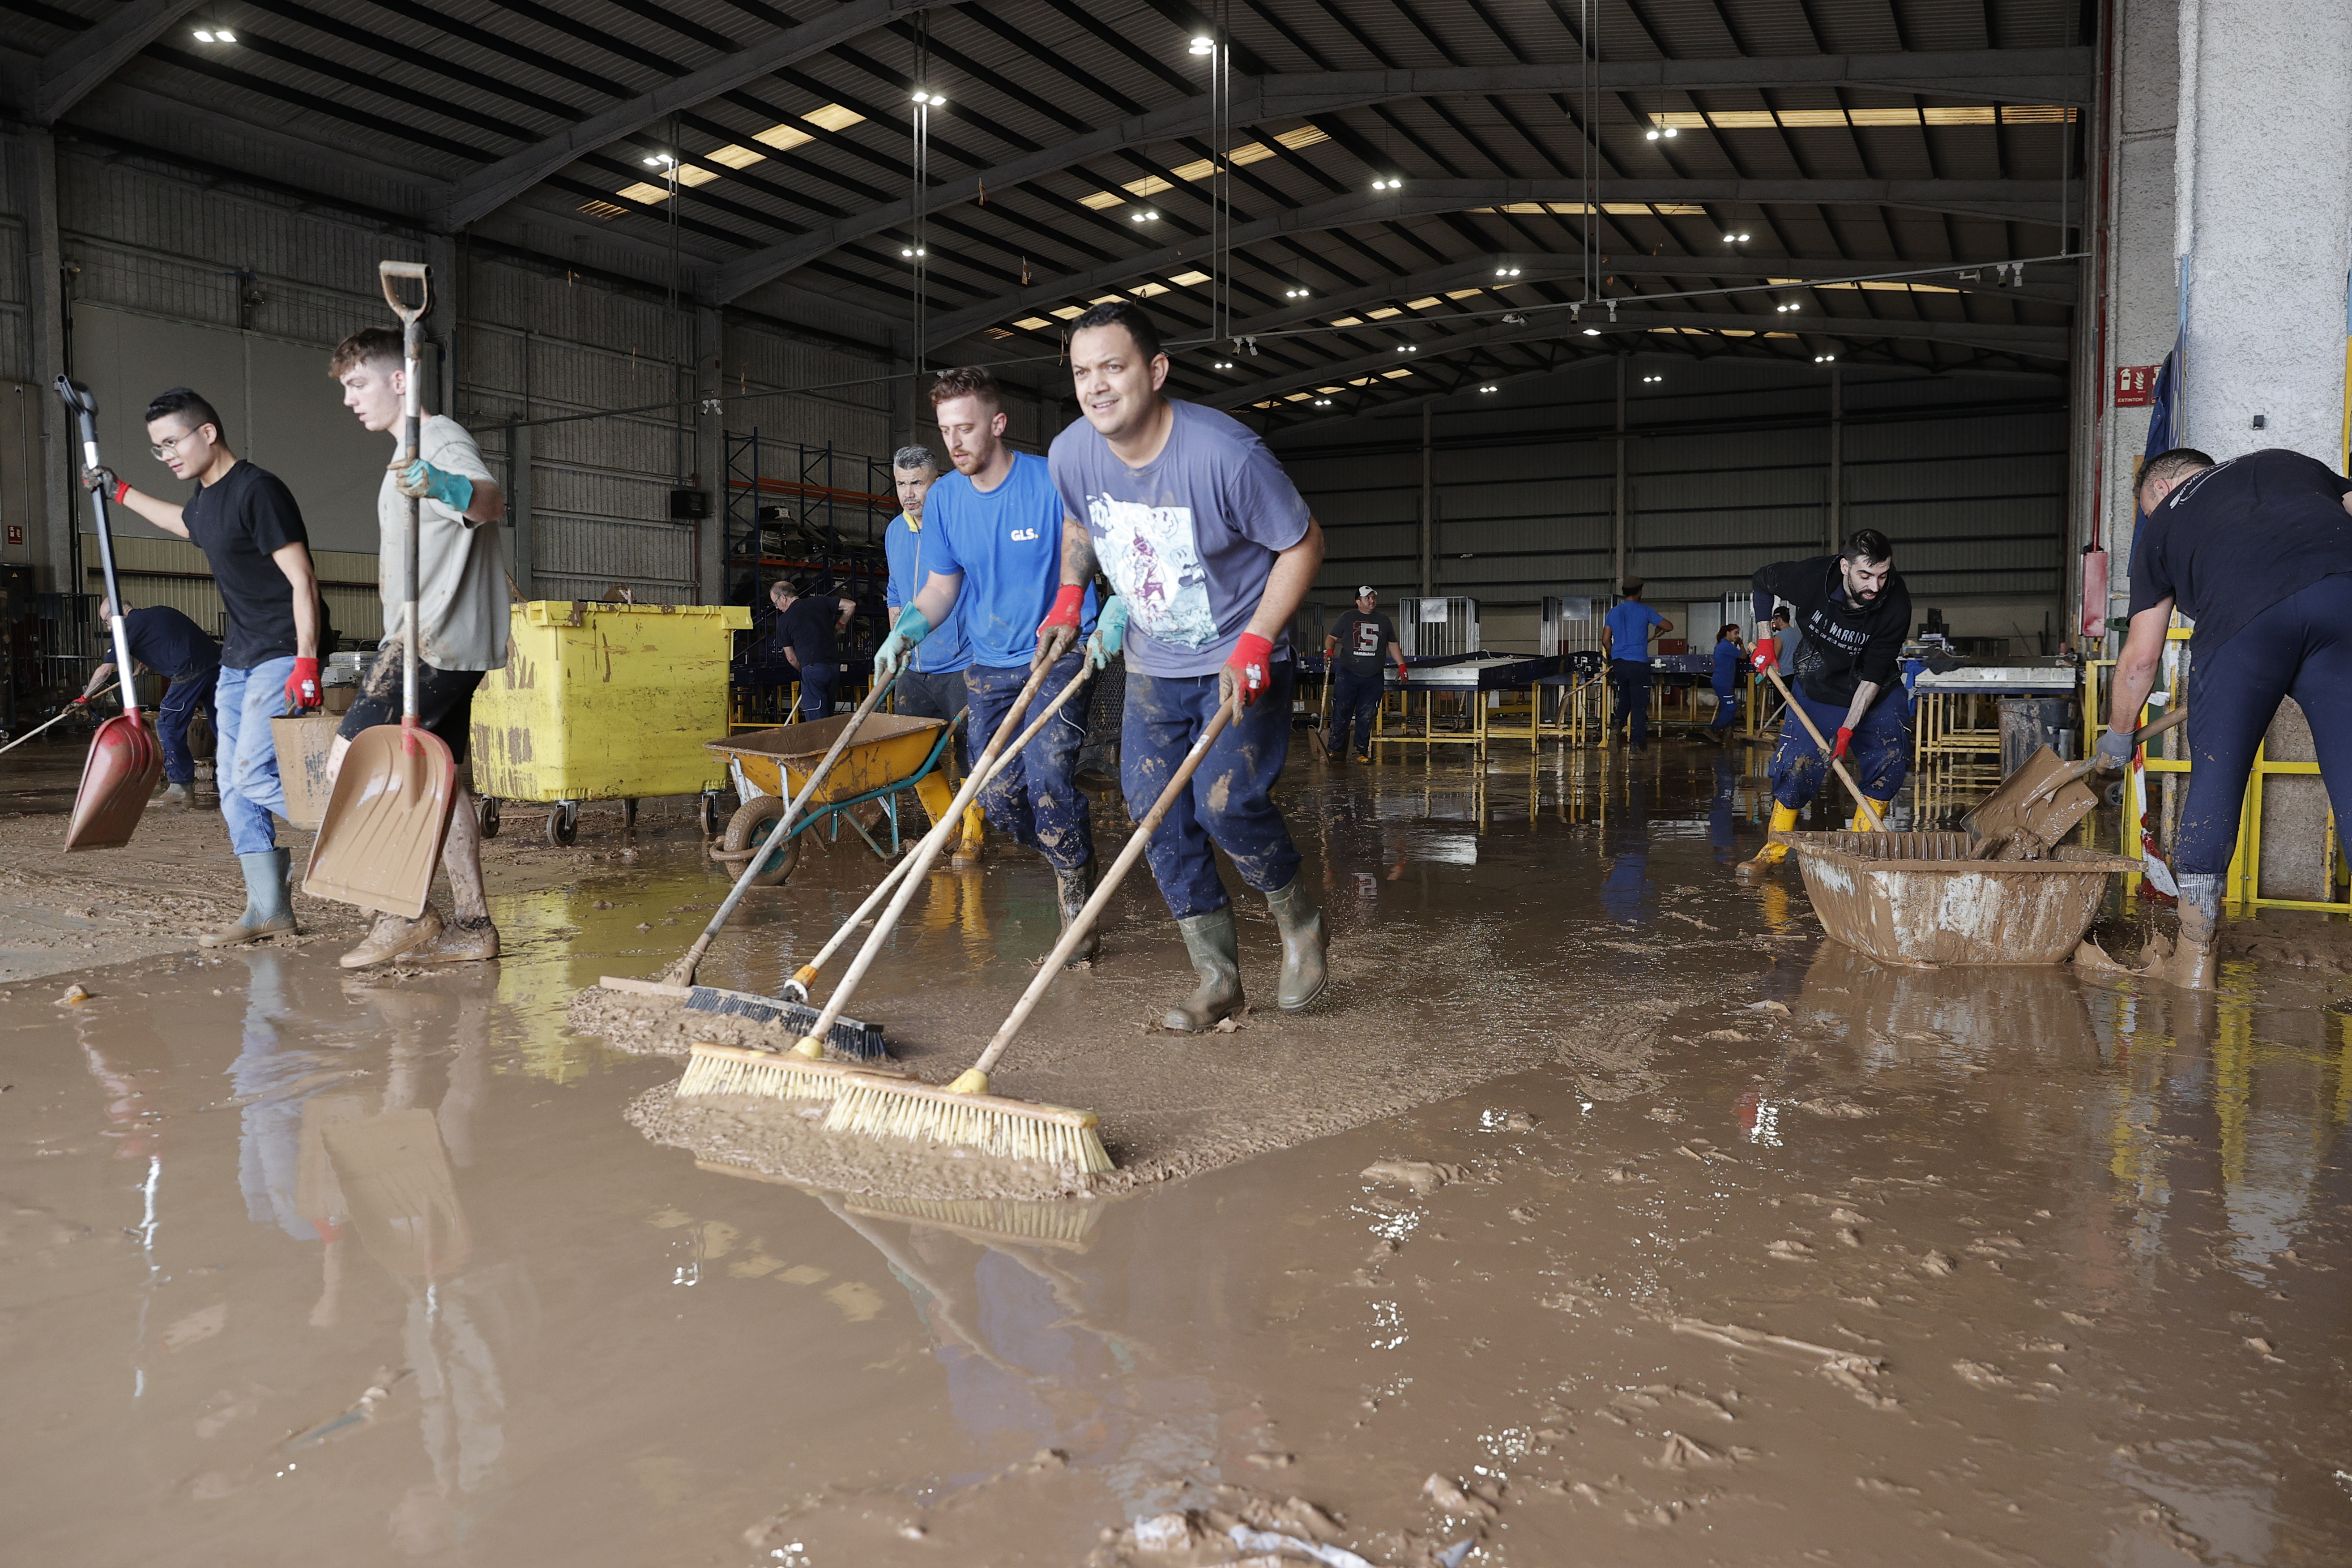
[
  {"left": 2092, "top": 726, "right": 2137, "bottom": 774},
  {"left": 874, "top": 604, "right": 930, "bottom": 679},
  {"left": 1084, "top": 594, "right": 1128, "bottom": 671},
  {"left": 394, "top": 457, "right": 474, "bottom": 513}
]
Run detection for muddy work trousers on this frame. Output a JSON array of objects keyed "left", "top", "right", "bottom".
[
  {"left": 2177, "top": 573, "right": 2352, "bottom": 877},
  {"left": 1123, "top": 665, "right": 1303, "bottom": 920},
  {"left": 1609, "top": 659, "right": 1653, "bottom": 745},
  {"left": 1769, "top": 678, "right": 1910, "bottom": 810},
  {"left": 964, "top": 654, "right": 1093, "bottom": 872},
  {"left": 1328, "top": 667, "right": 1384, "bottom": 756},
  {"left": 157, "top": 665, "right": 218, "bottom": 785}
]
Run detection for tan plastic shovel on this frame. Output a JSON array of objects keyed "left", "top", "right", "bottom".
[{"left": 302, "top": 261, "right": 457, "bottom": 918}]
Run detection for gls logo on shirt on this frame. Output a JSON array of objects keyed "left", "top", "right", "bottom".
[{"left": 1010, "top": 526, "right": 1040, "bottom": 542}]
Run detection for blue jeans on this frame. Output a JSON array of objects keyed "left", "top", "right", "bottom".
[
  {"left": 1328, "top": 667, "right": 1384, "bottom": 756},
  {"left": 1609, "top": 660, "right": 1652, "bottom": 745},
  {"left": 1770, "top": 677, "right": 1910, "bottom": 809},
  {"left": 158, "top": 666, "right": 219, "bottom": 785},
  {"left": 2177, "top": 573, "right": 2352, "bottom": 876},
  {"left": 215, "top": 658, "right": 296, "bottom": 855},
  {"left": 965, "top": 656, "right": 1093, "bottom": 871},
  {"left": 794, "top": 661, "right": 837, "bottom": 722},
  {"left": 1123, "top": 666, "right": 1302, "bottom": 920}
]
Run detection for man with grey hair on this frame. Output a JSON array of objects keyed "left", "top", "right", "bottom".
[{"left": 882, "top": 442, "right": 983, "bottom": 858}]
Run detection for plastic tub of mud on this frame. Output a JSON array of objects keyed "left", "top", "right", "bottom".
[{"left": 1780, "top": 830, "right": 2138, "bottom": 966}]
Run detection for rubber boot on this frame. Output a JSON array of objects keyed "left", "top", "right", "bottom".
[
  {"left": 339, "top": 906, "right": 446, "bottom": 970},
  {"left": 2140, "top": 872, "right": 2220, "bottom": 991},
  {"left": 199, "top": 849, "right": 298, "bottom": 947},
  {"left": 404, "top": 914, "right": 500, "bottom": 964},
  {"left": 1849, "top": 796, "right": 1894, "bottom": 832},
  {"left": 1263, "top": 875, "right": 1330, "bottom": 1010},
  {"left": 1055, "top": 860, "right": 1098, "bottom": 966},
  {"left": 1163, "top": 906, "right": 1244, "bottom": 1032},
  {"left": 161, "top": 781, "right": 192, "bottom": 807},
  {"left": 1737, "top": 802, "right": 1801, "bottom": 881},
  {"left": 951, "top": 804, "right": 986, "bottom": 867}
]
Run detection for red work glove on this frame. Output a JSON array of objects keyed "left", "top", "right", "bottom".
[
  {"left": 1222, "top": 632, "right": 1274, "bottom": 708},
  {"left": 1394, "top": 656, "right": 1409, "bottom": 684},
  {"left": 1033, "top": 582, "right": 1086, "bottom": 668},
  {"left": 1832, "top": 726, "right": 1853, "bottom": 760},
  {"left": 1750, "top": 635, "right": 1777, "bottom": 674},
  {"left": 284, "top": 657, "right": 320, "bottom": 712}
]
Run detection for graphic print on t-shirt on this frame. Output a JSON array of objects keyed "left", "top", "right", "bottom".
[
  {"left": 1090, "top": 496, "right": 1216, "bottom": 651},
  {"left": 1349, "top": 620, "right": 1381, "bottom": 657}
]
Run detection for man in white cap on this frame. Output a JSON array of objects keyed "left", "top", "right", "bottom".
[{"left": 1322, "top": 585, "right": 1404, "bottom": 762}]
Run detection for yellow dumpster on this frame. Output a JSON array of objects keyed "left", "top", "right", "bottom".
[{"left": 469, "top": 600, "right": 752, "bottom": 845}]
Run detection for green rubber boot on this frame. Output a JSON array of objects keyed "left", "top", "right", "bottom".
[
  {"left": 1164, "top": 906, "right": 1244, "bottom": 1032},
  {"left": 1263, "top": 874, "right": 1330, "bottom": 1011}
]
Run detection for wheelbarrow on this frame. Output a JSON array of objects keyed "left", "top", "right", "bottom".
[{"left": 706, "top": 712, "right": 965, "bottom": 886}]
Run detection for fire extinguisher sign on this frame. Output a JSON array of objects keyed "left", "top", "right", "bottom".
[{"left": 2114, "top": 364, "right": 2158, "bottom": 407}]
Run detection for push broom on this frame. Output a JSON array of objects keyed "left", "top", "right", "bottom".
[
  {"left": 813, "top": 693, "right": 1245, "bottom": 1175},
  {"left": 675, "top": 655, "right": 1089, "bottom": 1102}
]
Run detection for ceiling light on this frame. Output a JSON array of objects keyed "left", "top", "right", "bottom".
[
  {"left": 1814, "top": 353, "right": 1837, "bottom": 363},
  {"left": 1723, "top": 231, "right": 1750, "bottom": 243},
  {"left": 1583, "top": 327, "right": 1601, "bottom": 336},
  {"left": 1313, "top": 397, "right": 1333, "bottom": 406},
  {"left": 1646, "top": 127, "right": 1660, "bottom": 141},
  {"left": 1494, "top": 265, "right": 1521, "bottom": 277},
  {"left": 1478, "top": 384, "right": 1499, "bottom": 393},
  {"left": 1189, "top": 34, "right": 1214, "bottom": 53},
  {"left": 1214, "top": 360, "right": 1233, "bottom": 369},
  {"left": 1371, "top": 177, "right": 1403, "bottom": 191},
  {"left": 644, "top": 153, "right": 676, "bottom": 167},
  {"left": 1285, "top": 286, "right": 1309, "bottom": 299},
  {"left": 1642, "top": 373, "right": 1662, "bottom": 384},
  {"left": 1664, "top": 125, "right": 1678, "bottom": 137},
  {"left": 194, "top": 26, "right": 215, "bottom": 39},
  {"left": 1396, "top": 344, "right": 1417, "bottom": 353},
  {"left": 901, "top": 246, "right": 926, "bottom": 258},
  {"left": 1130, "top": 209, "right": 1158, "bottom": 222},
  {"left": 910, "top": 89, "right": 945, "bottom": 106}
]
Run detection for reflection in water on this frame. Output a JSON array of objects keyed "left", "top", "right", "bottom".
[{"left": 1599, "top": 774, "right": 1652, "bottom": 925}]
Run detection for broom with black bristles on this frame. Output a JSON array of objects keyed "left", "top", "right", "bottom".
[
  {"left": 674, "top": 655, "right": 1088, "bottom": 1107},
  {"left": 814, "top": 694, "right": 1242, "bottom": 1175}
]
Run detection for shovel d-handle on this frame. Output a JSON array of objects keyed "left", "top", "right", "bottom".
[
  {"left": 54, "top": 376, "right": 142, "bottom": 725},
  {"left": 380, "top": 260, "right": 431, "bottom": 324}
]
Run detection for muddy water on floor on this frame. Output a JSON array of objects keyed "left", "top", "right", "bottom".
[{"left": 5, "top": 743, "right": 2351, "bottom": 1565}]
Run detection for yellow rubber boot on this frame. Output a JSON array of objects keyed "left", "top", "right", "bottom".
[
  {"left": 1737, "top": 802, "right": 1801, "bottom": 881},
  {"left": 954, "top": 803, "right": 987, "bottom": 866},
  {"left": 1849, "top": 796, "right": 1893, "bottom": 832}
]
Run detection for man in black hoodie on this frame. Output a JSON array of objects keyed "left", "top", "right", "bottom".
[{"left": 1738, "top": 529, "right": 1912, "bottom": 876}]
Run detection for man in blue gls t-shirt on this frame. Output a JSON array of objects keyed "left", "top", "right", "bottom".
[
  {"left": 875, "top": 366, "right": 1100, "bottom": 962},
  {"left": 1602, "top": 578, "right": 1671, "bottom": 747}
]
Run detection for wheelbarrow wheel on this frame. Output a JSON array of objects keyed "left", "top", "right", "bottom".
[
  {"left": 478, "top": 796, "right": 500, "bottom": 838},
  {"left": 721, "top": 796, "right": 800, "bottom": 886}
]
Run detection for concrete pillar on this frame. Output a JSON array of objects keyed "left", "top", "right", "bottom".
[
  {"left": 1418, "top": 401, "right": 1433, "bottom": 596},
  {"left": 2176, "top": 0, "right": 2352, "bottom": 464},
  {"left": 2096, "top": 0, "right": 2181, "bottom": 622},
  {"left": 694, "top": 304, "right": 726, "bottom": 604},
  {"left": 1612, "top": 357, "right": 1626, "bottom": 589},
  {"left": 13, "top": 130, "right": 72, "bottom": 595}
]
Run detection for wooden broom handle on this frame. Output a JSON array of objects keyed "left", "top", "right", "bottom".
[
  {"left": 965, "top": 696, "right": 1237, "bottom": 1080},
  {"left": 1762, "top": 664, "right": 1886, "bottom": 832}
]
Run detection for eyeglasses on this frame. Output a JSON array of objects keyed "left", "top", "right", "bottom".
[{"left": 148, "top": 432, "right": 203, "bottom": 459}]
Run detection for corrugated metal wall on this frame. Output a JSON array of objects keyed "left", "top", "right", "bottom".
[
  {"left": 28, "top": 146, "right": 909, "bottom": 615},
  {"left": 1277, "top": 355, "right": 2069, "bottom": 624}
]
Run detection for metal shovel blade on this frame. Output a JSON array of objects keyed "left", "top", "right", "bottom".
[
  {"left": 302, "top": 722, "right": 457, "bottom": 918},
  {"left": 1961, "top": 743, "right": 2100, "bottom": 857},
  {"left": 64, "top": 712, "right": 165, "bottom": 851}
]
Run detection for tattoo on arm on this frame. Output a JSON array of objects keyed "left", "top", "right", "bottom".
[{"left": 1060, "top": 515, "right": 1098, "bottom": 587}]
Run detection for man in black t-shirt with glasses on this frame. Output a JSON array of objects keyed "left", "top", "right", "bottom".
[
  {"left": 1323, "top": 585, "right": 1404, "bottom": 761},
  {"left": 99, "top": 387, "right": 321, "bottom": 947}
]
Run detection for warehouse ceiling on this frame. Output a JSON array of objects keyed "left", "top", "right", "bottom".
[{"left": 0, "top": 0, "right": 2089, "bottom": 426}]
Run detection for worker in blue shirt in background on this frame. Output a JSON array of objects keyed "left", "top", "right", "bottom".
[
  {"left": 881, "top": 443, "right": 984, "bottom": 862},
  {"left": 1601, "top": 578, "right": 1671, "bottom": 748},
  {"left": 81, "top": 598, "right": 218, "bottom": 806},
  {"left": 1707, "top": 622, "right": 1745, "bottom": 743},
  {"left": 876, "top": 365, "right": 1100, "bottom": 962}
]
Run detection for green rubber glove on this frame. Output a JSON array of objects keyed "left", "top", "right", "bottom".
[
  {"left": 1084, "top": 594, "right": 1128, "bottom": 671},
  {"left": 874, "top": 604, "right": 930, "bottom": 678}
]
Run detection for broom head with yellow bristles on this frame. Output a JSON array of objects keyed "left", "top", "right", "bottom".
[{"left": 820, "top": 1073, "right": 1112, "bottom": 1173}]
